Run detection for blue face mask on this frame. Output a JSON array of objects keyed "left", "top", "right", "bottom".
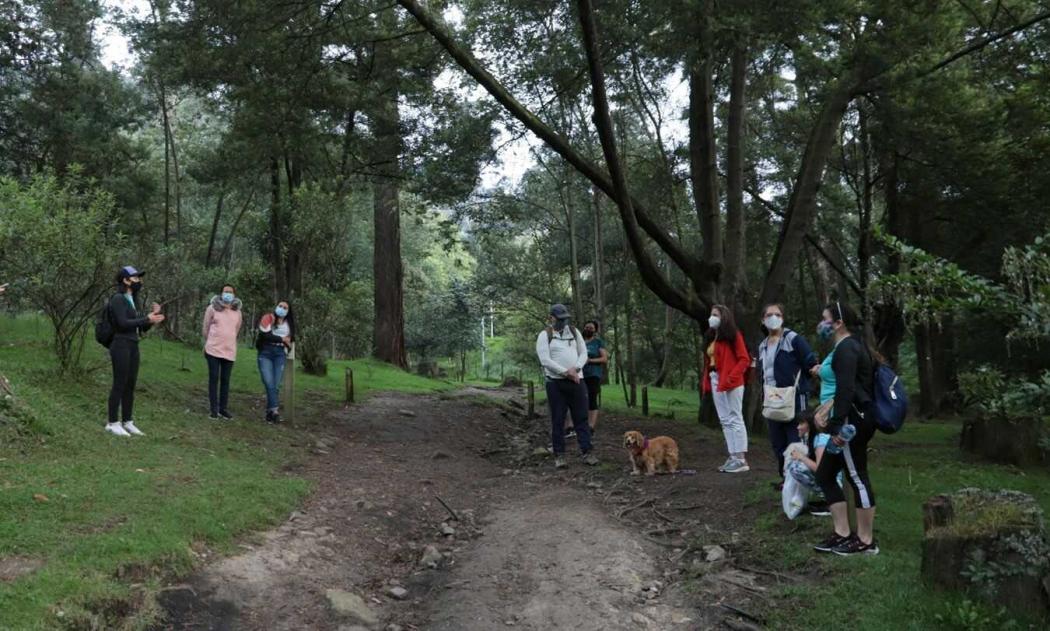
[
  {"left": 816, "top": 320, "right": 835, "bottom": 341},
  {"left": 221, "top": 292, "right": 234, "bottom": 304},
  {"left": 275, "top": 306, "right": 288, "bottom": 318}
]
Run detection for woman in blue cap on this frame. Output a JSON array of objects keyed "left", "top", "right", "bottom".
[{"left": 105, "top": 266, "right": 165, "bottom": 437}]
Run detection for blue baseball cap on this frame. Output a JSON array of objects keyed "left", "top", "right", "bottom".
[
  {"left": 119, "top": 265, "right": 146, "bottom": 279},
  {"left": 550, "top": 304, "right": 570, "bottom": 319}
]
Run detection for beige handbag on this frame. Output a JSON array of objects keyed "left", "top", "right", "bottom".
[{"left": 762, "top": 370, "right": 801, "bottom": 422}]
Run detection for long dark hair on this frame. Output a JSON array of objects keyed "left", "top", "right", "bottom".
[
  {"left": 277, "top": 302, "right": 296, "bottom": 342},
  {"left": 705, "top": 303, "right": 740, "bottom": 344},
  {"left": 823, "top": 301, "right": 885, "bottom": 363}
]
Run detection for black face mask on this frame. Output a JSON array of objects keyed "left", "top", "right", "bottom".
[{"left": 130, "top": 281, "right": 143, "bottom": 292}]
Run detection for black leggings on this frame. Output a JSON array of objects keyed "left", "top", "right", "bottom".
[
  {"left": 584, "top": 376, "right": 601, "bottom": 411},
  {"left": 206, "top": 353, "right": 234, "bottom": 414},
  {"left": 108, "top": 338, "right": 140, "bottom": 424},
  {"left": 816, "top": 412, "right": 876, "bottom": 509}
]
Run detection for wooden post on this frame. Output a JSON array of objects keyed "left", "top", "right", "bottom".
[
  {"left": 527, "top": 381, "right": 535, "bottom": 418},
  {"left": 283, "top": 343, "right": 296, "bottom": 423},
  {"left": 642, "top": 386, "right": 649, "bottom": 416},
  {"left": 345, "top": 367, "right": 355, "bottom": 404}
]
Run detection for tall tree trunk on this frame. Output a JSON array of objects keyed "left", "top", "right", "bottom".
[
  {"left": 592, "top": 185, "right": 605, "bottom": 327},
  {"left": 566, "top": 185, "right": 584, "bottom": 320},
  {"left": 857, "top": 105, "right": 874, "bottom": 322},
  {"left": 758, "top": 79, "right": 859, "bottom": 308},
  {"left": 269, "top": 155, "right": 284, "bottom": 299},
  {"left": 688, "top": 0, "right": 723, "bottom": 274},
  {"left": 370, "top": 36, "right": 407, "bottom": 368},
  {"left": 723, "top": 41, "right": 748, "bottom": 304},
  {"left": 205, "top": 191, "right": 225, "bottom": 268}
]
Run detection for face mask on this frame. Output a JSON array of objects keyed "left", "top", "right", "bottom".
[
  {"left": 130, "top": 281, "right": 143, "bottom": 292},
  {"left": 275, "top": 306, "right": 288, "bottom": 318},
  {"left": 817, "top": 320, "right": 835, "bottom": 340},
  {"left": 708, "top": 315, "right": 721, "bottom": 329},
  {"left": 221, "top": 292, "right": 235, "bottom": 304},
  {"left": 584, "top": 328, "right": 595, "bottom": 338},
  {"left": 553, "top": 317, "right": 569, "bottom": 332},
  {"left": 764, "top": 315, "right": 783, "bottom": 331}
]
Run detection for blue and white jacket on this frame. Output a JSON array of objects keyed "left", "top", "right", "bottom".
[{"left": 755, "top": 329, "right": 818, "bottom": 400}]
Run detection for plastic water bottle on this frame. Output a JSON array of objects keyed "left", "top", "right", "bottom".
[{"left": 825, "top": 424, "right": 856, "bottom": 455}]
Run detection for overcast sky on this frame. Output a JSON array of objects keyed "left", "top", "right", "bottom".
[{"left": 96, "top": 1, "right": 690, "bottom": 192}]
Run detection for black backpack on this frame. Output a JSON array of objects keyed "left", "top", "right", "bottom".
[{"left": 94, "top": 297, "right": 114, "bottom": 348}]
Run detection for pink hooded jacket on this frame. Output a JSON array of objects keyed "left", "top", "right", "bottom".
[{"left": 202, "top": 295, "right": 243, "bottom": 361}]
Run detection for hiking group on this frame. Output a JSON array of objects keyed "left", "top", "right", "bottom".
[
  {"left": 90, "top": 263, "right": 903, "bottom": 558},
  {"left": 535, "top": 300, "right": 905, "bottom": 557},
  {"left": 96, "top": 266, "right": 297, "bottom": 437}
]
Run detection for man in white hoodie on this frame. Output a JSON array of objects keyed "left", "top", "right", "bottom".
[{"left": 537, "top": 304, "right": 599, "bottom": 469}]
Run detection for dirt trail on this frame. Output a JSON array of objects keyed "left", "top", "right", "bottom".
[{"left": 156, "top": 389, "right": 780, "bottom": 631}]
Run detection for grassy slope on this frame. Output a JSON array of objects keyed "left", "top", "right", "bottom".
[
  {"left": 746, "top": 420, "right": 1050, "bottom": 630},
  {"left": 0, "top": 316, "right": 450, "bottom": 629}
]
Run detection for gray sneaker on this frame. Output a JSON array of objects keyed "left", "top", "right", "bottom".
[
  {"left": 717, "top": 457, "right": 734, "bottom": 472},
  {"left": 722, "top": 458, "right": 750, "bottom": 474},
  {"left": 581, "top": 453, "right": 599, "bottom": 466},
  {"left": 554, "top": 457, "right": 568, "bottom": 469}
]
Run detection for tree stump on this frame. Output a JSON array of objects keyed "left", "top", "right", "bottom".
[
  {"left": 921, "top": 489, "right": 1050, "bottom": 618},
  {"left": 959, "top": 416, "right": 1044, "bottom": 468}
]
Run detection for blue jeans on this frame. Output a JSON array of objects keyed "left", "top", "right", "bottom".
[
  {"left": 546, "top": 378, "right": 592, "bottom": 456},
  {"left": 257, "top": 345, "right": 286, "bottom": 411}
]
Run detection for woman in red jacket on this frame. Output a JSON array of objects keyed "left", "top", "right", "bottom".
[{"left": 702, "top": 304, "right": 751, "bottom": 473}]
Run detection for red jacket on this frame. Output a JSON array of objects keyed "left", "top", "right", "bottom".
[{"left": 702, "top": 331, "right": 751, "bottom": 393}]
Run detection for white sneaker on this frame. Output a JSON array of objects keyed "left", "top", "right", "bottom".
[
  {"left": 105, "top": 422, "right": 131, "bottom": 437},
  {"left": 122, "top": 421, "right": 145, "bottom": 436}
]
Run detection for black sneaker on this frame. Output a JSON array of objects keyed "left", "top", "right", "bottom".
[
  {"left": 813, "top": 533, "right": 850, "bottom": 553},
  {"left": 209, "top": 412, "right": 219, "bottom": 420},
  {"left": 564, "top": 429, "right": 577, "bottom": 440},
  {"left": 218, "top": 410, "right": 233, "bottom": 421},
  {"left": 265, "top": 409, "right": 274, "bottom": 424},
  {"left": 832, "top": 536, "right": 879, "bottom": 556},
  {"left": 271, "top": 411, "right": 282, "bottom": 424}
]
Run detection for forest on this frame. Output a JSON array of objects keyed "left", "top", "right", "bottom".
[{"left": 3, "top": 0, "right": 1050, "bottom": 629}]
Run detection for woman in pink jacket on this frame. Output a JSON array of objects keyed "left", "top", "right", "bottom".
[{"left": 202, "top": 284, "right": 243, "bottom": 420}]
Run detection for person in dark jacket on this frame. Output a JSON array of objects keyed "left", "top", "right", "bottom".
[
  {"left": 811, "top": 302, "right": 878, "bottom": 556},
  {"left": 256, "top": 300, "right": 294, "bottom": 423},
  {"left": 755, "top": 303, "right": 818, "bottom": 486},
  {"left": 105, "top": 266, "right": 165, "bottom": 437}
]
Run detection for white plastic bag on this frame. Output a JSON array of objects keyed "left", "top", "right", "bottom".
[{"left": 782, "top": 473, "right": 808, "bottom": 520}]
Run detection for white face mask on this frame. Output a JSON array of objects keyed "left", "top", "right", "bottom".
[
  {"left": 708, "top": 315, "right": 721, "bottom": 329},
  {"left": 764, "top": 315, "right": 783, "bottom": 331}
]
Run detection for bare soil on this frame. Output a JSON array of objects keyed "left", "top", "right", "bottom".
[{"left": 154, "top": 386, "right": 788, "bottom": 631}]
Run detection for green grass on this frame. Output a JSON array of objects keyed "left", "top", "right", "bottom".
[
  {"left": 0, "top": 316, "right": 451, "bottom": 629},
  {"left": 747, "top": 420, "right": 1050, "bottom": 630},
  {"left": 530, "top": 379, "right": 699, "bottom": 421}
]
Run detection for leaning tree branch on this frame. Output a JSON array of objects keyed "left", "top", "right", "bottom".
[
  {"left": 574, "top": 0, "right": 708, "bottom": 317},
  {"left": 394, "top": 0, "right": 710, "bottom": 296}
]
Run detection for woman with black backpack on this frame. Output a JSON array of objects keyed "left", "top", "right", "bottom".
[
  {"left": 104, "top": 266, "right": 165, "bottom": 437},
  {"left": 810, "top": 302, "right": 878, "bottom": 556}
]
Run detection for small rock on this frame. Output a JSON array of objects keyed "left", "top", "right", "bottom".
[
  {"left": 386, "top": 626, "right": 404, "bottom": 631},
  {"left": 355, "top": 499, "right": 374, "bottom": 510},
  {"left": 502, "top": 469, "right": 513, "bottom": 476},
  {"left": 531, "top": 447, "right": 550, "bottom": 457},
  {"left": 440, "top": 523, "right": 456, "bottom": 537},
  {"left": 32, "top": 493, "right": 49, "bottom": 503},
  {"left": 432, "top": 450, "right": 453, "bottom": 460},
  {"left": 398, "top": 409, "right": 417, "bottom": 417},
  {"left": 325, "top": 589, "right": 378, "bottom": 626},
  {"left": 420, "top": 545, "right": 443, "bottom": 568},
  {"left": 703, "top": 544, "right": 727, "bottom": 562},
  {"left": 631, "top": 612, "right": 653, "bottom": 626},
  {"left": 387, "top": 586, "right": 408, "bottom": 600},
  {"left": 586, "top": 481, "right": 603, "bottom": 489}
]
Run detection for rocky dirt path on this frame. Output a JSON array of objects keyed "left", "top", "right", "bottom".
[{"left": 155, "top": 388, "right": 782, "bottom": 631}]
